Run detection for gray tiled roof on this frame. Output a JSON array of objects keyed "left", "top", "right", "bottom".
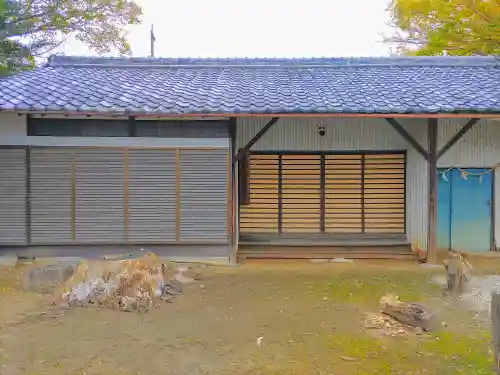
[{"left": 1, "top": 55, "right": 500, "bottom": 115}]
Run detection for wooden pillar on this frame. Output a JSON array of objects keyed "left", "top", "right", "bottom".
[
  {"left": 427, "top": 118, "right": 438, "bottom": 263},
  {"left": 230, "top": 117, "right": 279, "bottom": 264},
  {"left": 387, "top": 117, "right": 480, "bottom": 263},
  {"left": 228, "top": 118, "right": 238, "bottom": 265},
  {"left": 492, "top": 292, "right": 500, "bottom": 374},
  {"left": 235, "top": 117, "right": 279, "bottom": 162}
]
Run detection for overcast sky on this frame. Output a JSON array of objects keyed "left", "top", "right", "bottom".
[{"left": 59, "top": 0, "right": 394, "bottom": 58}]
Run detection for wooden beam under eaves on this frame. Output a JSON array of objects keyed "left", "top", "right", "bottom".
[
  {"left": 385, "top": 118, "right": 430, "bottom": 161},
  {"left": 437, "top": 118, "right": 479, "bottom": 159},
  {"left": 235, "top": 117, "right": 280, "bottom": 161}
]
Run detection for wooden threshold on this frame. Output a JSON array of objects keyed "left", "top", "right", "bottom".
[
  {"left": 239, "top": 240, "right": 409, "bottom": 247},
  {"left": 239, "top": 232, "right": 409, "bottom": 247},
  {"left": 238, "top": 245, "right": 416, "bottom": 262}
]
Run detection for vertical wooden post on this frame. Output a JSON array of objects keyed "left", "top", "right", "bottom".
[
  {"left": 427, "top": 118, "right": 438, "bottom": 263},
  {"left": 228, "top": 118, "right": 238, "bottom": 265},
  {"left": 238, "top": 151, "right": 250, "bottom": 205},
  {"left": 492, "top": 292, "right": 500, "bottom": 374}
]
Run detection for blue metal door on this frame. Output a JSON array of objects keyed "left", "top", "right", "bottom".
[{"left": 437, "top": 168, "right": 493, "bottom": 253}]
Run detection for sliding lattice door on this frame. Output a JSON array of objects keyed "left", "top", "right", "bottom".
[{"left": 239, "top": 151, "right": 406, "bottom": 236}]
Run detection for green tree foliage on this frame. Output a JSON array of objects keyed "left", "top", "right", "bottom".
[
  {"left": 387, "top": 0, "right": 500, "bottom": 55},
  {"left": 0, "top": 0, "right": 142, "bottom": 74}
]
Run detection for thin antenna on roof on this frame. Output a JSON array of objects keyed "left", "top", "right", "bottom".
[{"left": 150, "top": 24, "right": 156, "bottom": 58}]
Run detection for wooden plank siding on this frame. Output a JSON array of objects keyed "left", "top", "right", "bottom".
[
  {"left": 281, "top": 154, "right": 321, "bottom": 233},
  {"left": 325, "top": 154, "right": 363, "bottom": 233},
  {"left": 364, "top": 154, "right": 405, "bottom": 233},
  {"left": 239, "top": 151, "right": 406, "bottom": 237},
  {"left": 239, "top": 154, "right": 280, "bottom": 233}
]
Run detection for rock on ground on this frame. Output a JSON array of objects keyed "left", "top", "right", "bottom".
[
  {"left": 24, "top": 264, "right": 75, "bottom": 291},
  {"left": 309, "top": 259, "right": 329, "bottom": 264},
  {"left": 330, "top": 258, "right": 354, "bottom": 263},
  {"left": 432, "top": 274, "right": 500, "bottom": 314}
]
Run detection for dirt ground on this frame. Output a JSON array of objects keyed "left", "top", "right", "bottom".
[{"left": 0, "top": 257, "right": 498, "bottom": 375}]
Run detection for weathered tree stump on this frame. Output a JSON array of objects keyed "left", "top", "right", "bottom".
[
  {"left": 444, "top": 250, "right": 473, "bottom": 293},
  {"left": 382, "top": 302, "right": 436, "bottom": 332}
]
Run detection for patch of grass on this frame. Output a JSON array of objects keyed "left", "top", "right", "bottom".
[
  {"left": 272, "top": 330, "right": 495, "bottom": 375},
  {"left": 422, "top": 331, "right": 495, "bottom": 375},
  {"left": 301, "top": 269, "right": 442, "bottom": 308},
  {"left": 246, "top": 330, "right": 495, "bottom": 375},
  {"left": 276, "top": 267, "right": 495, "bottom": 375},
  {"left": 0, "top": 265, "right": 25, "bottom": 295}
]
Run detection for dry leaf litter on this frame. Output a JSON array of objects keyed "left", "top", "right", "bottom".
[
  {"left": 363, "top": 294, "right": 428, "bottom": 336},
  {"left": 53, "top": 251, "right": 186, "bottom": 313}
]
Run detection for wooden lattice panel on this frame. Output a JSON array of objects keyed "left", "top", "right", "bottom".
[
  {"left": 363, "top": 154, "right": 405, "bottom": 233},
  {"left": 239, "top": 152, "right": 406, "bottom": 236},
  {"left": 239, "top": 154, "right": 279, "bottom": 233},
  {"left": 281, "top": 155, "right": 321, "bottom": 233},
  {"left": 325, "top": 154, "right": 363, "bottom": 233}
]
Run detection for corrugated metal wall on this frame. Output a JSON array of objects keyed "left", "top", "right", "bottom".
[
  {"left": 236, "top": 117, "right": 429, "bottom": 250},
  {"left": 30, "top": 148, "right": 73, "bottom": 244},
  {"left": 436, "top": 119, "right": 500, "bottom": 249},
  {"left": 74, "top": 149, "right": 125, "bottom": 244},
  {"left": 1, "top": 146, "right": 230, "bottom": 247},
  {"left": 0, "top": 148, "right": 27, "bottom": 245},
  {"left": 179, "top": 149, "right": 229, "bottom": 242},
  {"left": 127, "top": 149, "right": 177, "bottom": 243},
  {"left": 437, "top": 119, "right": 500, "bottom": 167},
  {"left": 236, "top": 117, "right": 500, "bottom": 251},
  {"left": 3, "top": 116, "right": 500, "bottom": 252}
]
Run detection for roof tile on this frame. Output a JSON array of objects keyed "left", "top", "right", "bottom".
[{"left": 0, "top": 55, "right": 500, "bottom": 115}]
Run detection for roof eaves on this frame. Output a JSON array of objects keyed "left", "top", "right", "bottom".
[
  {"left": 4, "top": 107, "right": 500, "bottom": 118},
  {"left": 47, "top": 55, "right": 500, "bottom": 69}
]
